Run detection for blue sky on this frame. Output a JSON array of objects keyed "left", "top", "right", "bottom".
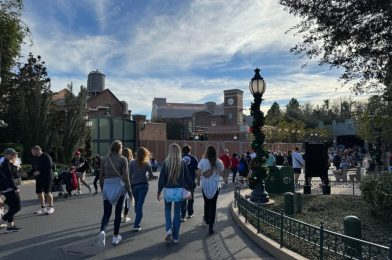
[{"left": 21, "top": 0, "right": 364, "bottom": 118}]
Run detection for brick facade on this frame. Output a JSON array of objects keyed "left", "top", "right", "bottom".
[{"left": 87, "top": 89, "right": 130, "bottom": 119}]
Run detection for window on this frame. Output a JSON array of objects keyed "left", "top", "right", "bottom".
[
  {"left": 211, "top": 121, "right": 216, "bottom": 126},
  {"left": 228, "top": 113, "right": 233, "bottom": 119}
]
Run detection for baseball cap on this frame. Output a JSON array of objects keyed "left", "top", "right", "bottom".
[{"left": 3, "top": 148, "right": 18, "bottom": 155}]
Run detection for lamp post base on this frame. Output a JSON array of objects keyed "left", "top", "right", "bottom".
[{"left": 250, "top": 182, "right": 269, "bottom": 203}]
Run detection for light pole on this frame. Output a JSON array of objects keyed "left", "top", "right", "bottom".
[{"left": 248, "top": 68, "right": 269, "bottom": 203}]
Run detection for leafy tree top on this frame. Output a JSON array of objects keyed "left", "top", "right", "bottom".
[
  {"left": 280, "top": 0, "right": 392, "bottom": 94},
  {"left": 0, "top": 0, "right": 30, "bottom": 79}
]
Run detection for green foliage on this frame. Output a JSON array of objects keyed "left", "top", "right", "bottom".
[
  {"left": 0, "top": 0, "right": 30, "bottom": 83},
  {"left": 49, "top": 84, "right": 89, "bottom": 163},
  {"left": 0, "top": 142, "right": 23, "bottom": 155},
  {"left": 248, "top": 94, "right": 269, "bottom": 189},
  {"left": 360, "top": 174, "right": 392, "bottom": 217},
  {"left": 265, "top": 101, "right": 282, "bottom": 125},
  {"left": 280, "top": 0, "right": 392, "bottom": 94},
  {"left": 355, "top": 94, "right": 392, "bottom": 145},
  {"left": 1, "top": 53, "right": 52, "bottom": 162}
]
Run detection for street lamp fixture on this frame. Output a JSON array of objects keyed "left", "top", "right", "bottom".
[{"left": 248, "top": 67, "right": 269, "bottom": 203}]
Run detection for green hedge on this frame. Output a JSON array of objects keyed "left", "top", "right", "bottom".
[
  {"left": 0, "top": 143, "right": 24, "bottom": 155},
  {"left": 360, "top": 173, "right": 392, "bottom": 217}
]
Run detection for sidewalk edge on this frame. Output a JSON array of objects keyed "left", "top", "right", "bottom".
[{"left": 230, "top": 201, "right": 308, "bottom": 260}]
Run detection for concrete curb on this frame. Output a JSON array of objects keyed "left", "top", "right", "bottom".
[{"left": 230, "top": 201, "right": 308, "bottom": 260}]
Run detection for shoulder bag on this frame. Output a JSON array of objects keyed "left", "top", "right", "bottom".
[
  {"left": 164, "top": 165, "right": 191, "bottom": 202},
  {"left": 107, "top": 157, "right": 126, "bottom": 188}
]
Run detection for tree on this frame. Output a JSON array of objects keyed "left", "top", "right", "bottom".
[
  {"left": 0, "top": 0, "right": 30, "bottom": 83},
  {"left": 2, "top": 53, "right": 52, "bottom": 161},
  {"left": 265, "top": 102, "right": 282, "bottom": 125},
  {"left": 285, "top": 98, "right": 301, "bottom": 122},
  {"left": 50, "top": 84, "right": 90, "bottom": 162},
  {"left": 280, "top": 0, "right": 392, "bottom": 94}
]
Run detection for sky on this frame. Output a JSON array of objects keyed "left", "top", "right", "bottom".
[{"left": 21, "top": 0, "right": 365, "bottom": 118}]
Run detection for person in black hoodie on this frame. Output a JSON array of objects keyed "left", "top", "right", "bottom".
[{"left": 0, "top": 148, "right": 21, "bottom": 232}]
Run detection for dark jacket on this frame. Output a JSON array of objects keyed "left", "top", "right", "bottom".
[
  {"left": 158, "top": 161, "right": 192, "bottom": 194},
  {"left": 0, "top": 159, "right": 18, "bottom": 192}
]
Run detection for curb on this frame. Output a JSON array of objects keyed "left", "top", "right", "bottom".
[{"left": 230, "top": 201, "right": 308, "bottom": 260}]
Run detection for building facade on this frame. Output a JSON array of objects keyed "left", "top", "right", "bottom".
[
  {"left": 151, "top": 89, "right": 249, "bottom": 141},
  {"left": 86, "top": 70, "right": 136, "bottom": 155}
]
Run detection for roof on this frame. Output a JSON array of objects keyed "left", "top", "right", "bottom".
[
  {"left": 52, "top": 89, "right": 70, "bottom": 102},
  {"left": 156, "top": 103, "right": 225, "bottom": 119},
  {"left": 87, "top": 89, "right": 123, "bottom": 108}
]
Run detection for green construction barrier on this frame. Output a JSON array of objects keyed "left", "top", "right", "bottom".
[{"left": 265, "top": 166, "right": 295, "bottom": 194}]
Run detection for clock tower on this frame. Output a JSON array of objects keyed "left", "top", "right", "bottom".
[{"left": 224, "top": 89, "right": 244, "bottom": 126}]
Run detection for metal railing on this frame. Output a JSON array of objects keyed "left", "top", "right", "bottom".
[
  {"left": 234, "top": 189, "right": 391, "bottom": 259},
  {"left": 235, "top": 179, "right": 361, "bottom": 195}
]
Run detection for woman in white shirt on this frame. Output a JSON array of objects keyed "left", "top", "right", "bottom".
[{"left": 197, "top": 146, "right": 224, "bottom": 235}]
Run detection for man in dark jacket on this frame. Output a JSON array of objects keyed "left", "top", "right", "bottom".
[
  {"left": 30, "top": 145, "right": 55, "bottom": 215},
  {"left": 181, "top": 145, "right": 198, "bottom": 222},
  {"left": 0, "top": 148, "right": 21, "bottom": 232}
]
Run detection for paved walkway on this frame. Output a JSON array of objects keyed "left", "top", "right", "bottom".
[{"left": 0, "top": 177, "right": 274, "bottom": 260}]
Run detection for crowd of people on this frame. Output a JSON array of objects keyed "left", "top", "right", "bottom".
[
  {"left": 0, "top": 142, "right": 237, "bottom": 247},
  {"left": 1, "top": 141, "right": 373, "bottom": 247}
]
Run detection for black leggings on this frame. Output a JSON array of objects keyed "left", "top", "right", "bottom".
[
  {"left": 93, "top": 170, "right": 100, "bottom": 192},
  {"left": 2, "top": 191, "right": 21, "bottom": 223},
  {"left": 202, "top": 189, "right": 219, "bottom": 226},
  {"left": 100, "top": 195, "right": 125, "bottom": 235}
]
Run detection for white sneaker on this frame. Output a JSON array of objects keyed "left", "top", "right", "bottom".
[
  {"left": 112, "top": 234, "right": 122, "bottom": 245},
  {"left": 46, "top": 207, "right": 55, "bottom": 215},
  {"left": 34, "top": 208, "right": 47, "bottom": 215},
  {"left": 122, "top": 217, "right": 131, "bottom": 223},
  {"left": 77, "top": 190, "right": 83, "bottom": 195},
  {"left": 173, "top": 239, "right": 179, "bottom": 244},
  {"left": 98, "top": 231, "right": 106, "bottom": 249},
  {"left": 133, "top": 226, "right": 142, "bottom": 231},
  {"left": 165, "top": 229, "right": 172, "bottom": 243}
]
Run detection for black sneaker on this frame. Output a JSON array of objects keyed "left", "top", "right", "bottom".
[{"left": 6, "top": 226, "right": 21, "bottom": 233}]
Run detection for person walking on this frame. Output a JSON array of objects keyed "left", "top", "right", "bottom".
[
  {"left": 122, "top": 148, "right": 134, "bottom": 223},
  {"left": 286, "top": 150, "right": 293, "bottom": 167},
  {"left": 238, "top": 153, "right": 249, "bottom": 181},
  {"left": 276, "top": 151, "right": 285, "bottom": 166},
  {"left": 129, "top": 147, "right": 155, "bottom": 231},
  {"left": 197, "top": 146, "right": 224, "bottom": 235},
  {"left": 30, "top": 145, "right": 55, "bottom": 215},
  {"left": 0, "top": 148, "right": 22, "bottom": 232},
  {"left": 266, "top": 151, "right": 276, "bottom": 166},
  {"left": 292, "top": 147, "right": 305, "bottom": 184},
  {"left": 71, "top": 151, "right": 92, "bottom": 194},
  {"left": 230, "top": 153, "right": 239, "bottom": 183},
  {"left": 92, "top": 155, "right": 102, "bottom": 195},
  {"left": 181, "top": 145, "right": 198, "bottom": 222},
  {"left": 157, "top": 143, "right": 192, "bottom": 244},
  {"left": 219, "top": 149, "right": 231, "bottom": 185},
  {"left": 98, "top": 140, "right": 132, "bottom": 248}
]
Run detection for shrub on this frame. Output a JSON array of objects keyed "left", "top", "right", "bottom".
[
  {"left": 360, "top": 173, "right": 392, "bottom": 217},
  {"left": 0, "top": 143, "right": 24, "bottom": 155}
]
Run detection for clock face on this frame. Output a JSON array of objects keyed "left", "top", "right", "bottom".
[{"left": 227, "top": 98, "right": 235, "bottom": 106}]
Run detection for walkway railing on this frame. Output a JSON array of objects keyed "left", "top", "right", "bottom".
[{"left": 234, "top": 188, "right": 391, "bottom": 259}]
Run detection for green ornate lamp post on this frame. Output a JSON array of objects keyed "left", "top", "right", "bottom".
[{"left": 249, "top": 68, "right": 270, "bottom": 203}]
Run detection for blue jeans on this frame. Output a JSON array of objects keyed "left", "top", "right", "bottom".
[
  {"left": 132, "top": 183, "right": 149, "bottom": 228},
  {"left": 165, "top": 200, "right": 182, "bottom": 240}
]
